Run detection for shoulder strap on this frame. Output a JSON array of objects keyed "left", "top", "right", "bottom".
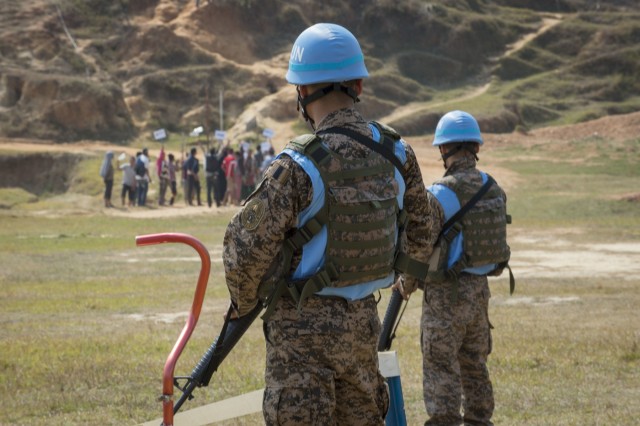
[
  {"left": 439, "top": 175, "right": 495, "bottom": 238},
  {"left": 286, "top": 134, "right": 332, "bottom": 167},
  {"left": 286, "top": 134, "right": 319, "bottom": 153},
  {"left": 317, "top": 126, "right": 407, "bottom": 181}
]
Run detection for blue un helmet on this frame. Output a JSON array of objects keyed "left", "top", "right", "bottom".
[
  {"left": 433, "top": 110, "right": 484, "bottom": 146},
  {"left": 286, "top": 23, "right": 369, "bottom": 85},
  {"left": 286, "top": 24, "right": 369, "bottom": 128}
]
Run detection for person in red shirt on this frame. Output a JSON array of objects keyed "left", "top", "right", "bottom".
[{"left": 221, "top": 149, "right": 237, "bottom": 206}]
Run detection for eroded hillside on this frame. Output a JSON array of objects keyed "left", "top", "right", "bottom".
[{"left": 1, "top": 0, "right": 639, "bottom": 143}]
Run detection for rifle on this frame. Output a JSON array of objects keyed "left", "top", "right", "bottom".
[
  {"left": 135, "top": 232, "right": 262, "bottom": 425},
  {"left": 173, "top": 302, "right": 262, "bottom": 413},
  {"left": 378, "top": 288, "right": 408, "bottom": 352}
]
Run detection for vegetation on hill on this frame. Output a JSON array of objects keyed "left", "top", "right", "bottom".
[{"left": 0, "top": 0, "right": 639, "bottom": 142}]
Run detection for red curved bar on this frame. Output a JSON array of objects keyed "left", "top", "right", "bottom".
[{"left": 136, "top": 233, "right": 211, "bottom": 426}]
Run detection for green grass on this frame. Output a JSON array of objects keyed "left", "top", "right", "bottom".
[
  {"left": 0, "top": 131, "right": 639, "bottom": 425},
  {"left": 390, "top": 277, "right": 640, "bottom": 426},
  {"left": 490, "top": 135, "right": 640, "bottom": 228},
  {"left": 0, "top": 187, "right": 38, "bottom": 208},
  {"left": 0, "top": 210, "right": 239, "bottom": 425},
  {"left": 4, "top": 237, "right": 637, "bottom": 425}
]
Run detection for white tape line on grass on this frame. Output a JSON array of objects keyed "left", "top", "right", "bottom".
[
  {"left": 140, "top": 352, "right": 400, "bottom": 425},
  {"left": 139, "top": 388, "right": 264, "bottom": 426}
]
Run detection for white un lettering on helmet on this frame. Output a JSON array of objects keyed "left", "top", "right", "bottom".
[{"left": 291, "top": 45, "right": 304, "bottom": 63}]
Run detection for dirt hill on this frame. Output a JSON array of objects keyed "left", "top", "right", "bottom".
[{"left": 1, "top": 0, "right": 640, "bottom": 144}]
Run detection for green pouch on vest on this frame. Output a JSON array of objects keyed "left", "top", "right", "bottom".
[{"left": 426, "top": 222, "right": 463, "bottom": 284}]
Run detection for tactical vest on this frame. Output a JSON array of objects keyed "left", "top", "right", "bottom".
[
  {"left": 261, "top": 122, "right": 426, "bottom": 319},
  {"left": 426, "top": 171, "right": 513, "bottom": 298}
]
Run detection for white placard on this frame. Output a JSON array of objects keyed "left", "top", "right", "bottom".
[
  {"left": 214, "top": 130, "right": 226, "bottom": 141},
  {"left": 260, "top": 141, "right": 272, "bottom": 153},
  {"left": 153, "top": 128, "right": 167, "bottom": 141},
  {"left": 190, "top": 126, "right": 204, "bottom": 137},
  {"left": 262, "top": 128, "right": 275, "bottom": 139}
]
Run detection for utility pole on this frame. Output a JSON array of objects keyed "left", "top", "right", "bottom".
[
  {"left": 219, "top": 89, "right": 224, "bottom": 131},
  {"left": 204, "top": 81, "right": 211, "bottom": 144}
]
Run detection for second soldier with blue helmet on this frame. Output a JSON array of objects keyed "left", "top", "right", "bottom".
[{"left": 396, "top": 110, "right": 511, "bottom": 426}]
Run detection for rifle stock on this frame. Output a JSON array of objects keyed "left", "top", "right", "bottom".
[
  {"left": 173, "top": 303, "right": 263, "bottom": 414},
  {"left": 378, "top": 289, "right": 405, "bottom": 352}
]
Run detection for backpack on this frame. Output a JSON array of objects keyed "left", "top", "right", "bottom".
[{"left": 135, "top": 157, "right": 146, "bottom": 177}]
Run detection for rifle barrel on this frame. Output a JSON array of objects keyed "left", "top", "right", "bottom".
[
  {"left": 174, "top": 303, "right": 263, "bottom": 414},
  {"left": 378, "top": 289, "right": 404, "bottom": 351}
]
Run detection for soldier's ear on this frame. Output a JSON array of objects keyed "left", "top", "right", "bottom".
[
  {"left": 354, "top": 79, "right": 363, "bottom": 96},
  {"left": 298, "top": 85, "right": 310, "bottom": 97}
]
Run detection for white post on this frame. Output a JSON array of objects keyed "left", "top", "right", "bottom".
[{"left": 378, "top": 351, "right": 407, "bottom": 426}]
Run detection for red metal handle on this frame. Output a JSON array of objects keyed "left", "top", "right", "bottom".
[{"left": 136, "top": 233, "right": 211, "bottom": 426}]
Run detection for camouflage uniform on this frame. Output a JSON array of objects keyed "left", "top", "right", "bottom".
[
  {"left": 421, "top": 155, "right": 504, "bottom": 426},
  {"left": 223, "top": 107, "right": 433, "bottom": 425}
]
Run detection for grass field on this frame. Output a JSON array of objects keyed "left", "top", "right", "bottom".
[{"left": 1, "top": 132, "right": 639, "bottom": 425}]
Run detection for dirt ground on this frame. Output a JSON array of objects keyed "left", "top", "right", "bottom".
[{"left": 1, "top": 111, "right": 639, "bottom": 282}]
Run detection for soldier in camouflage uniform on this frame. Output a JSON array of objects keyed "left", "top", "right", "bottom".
[
  {"left": 222, "top": 23, "right": 433, "bottom": 425},
  {"left": 397, "top": 110, "right": 509, "bottom": 426}
]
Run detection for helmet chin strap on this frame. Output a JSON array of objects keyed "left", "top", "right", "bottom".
[
  {"left": 296, "top": 86, "right": 316, "bottom": 130},
  {"left": 297, "top": 83, "right": 360, "bottom": 131}
]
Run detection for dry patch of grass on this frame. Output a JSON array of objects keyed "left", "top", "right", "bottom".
[
  {"left": 388, "top": 276, "right": 640, "bottom": 426},
  {"left": 1, "top": 211, "right": 638, "bottom": 425}
]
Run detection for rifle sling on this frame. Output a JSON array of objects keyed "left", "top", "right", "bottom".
[{"left": 438, "top": 175, "right": 495, "bottom": 239}]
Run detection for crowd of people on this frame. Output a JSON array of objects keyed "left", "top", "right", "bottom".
[{"left": 99, "top": 141, "right": 275, "bottom": 209}]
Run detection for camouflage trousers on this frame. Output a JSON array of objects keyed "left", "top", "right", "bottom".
[
  {"left": 263, "top": 294, "right": 389, "bottom": 425},
  {"left": 421, "top": 274, "right": 494, "bottom": 426}
]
